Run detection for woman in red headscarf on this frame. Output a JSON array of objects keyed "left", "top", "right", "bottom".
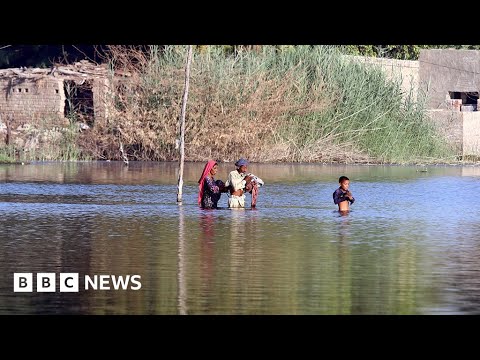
[{"left": 198, "top": 160, "right": 227, "bottom": 209}]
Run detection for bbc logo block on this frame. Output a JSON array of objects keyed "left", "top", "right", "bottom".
[
  {"left": 13, "top": 273, "right": 142, "bottom": 292},
  {"left": 14, "top": 273, "right": 79, "bottom": 292},
  {"left": 37, "top": 273, "right": 55, "bottom": 292},
  {"left": 14, "top": 273, "right": 33, "bottom": 292},
  {"left": 60, "top": 273, "right": 79, "bottom": 292}
]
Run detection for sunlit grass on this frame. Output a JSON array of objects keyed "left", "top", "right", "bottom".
[{"left": 102, "top": 45, "right": 454, "bottom": 163}]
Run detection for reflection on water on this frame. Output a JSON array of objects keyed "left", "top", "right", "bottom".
[
  {"left": 177, "top": 206, "right": 187, "bottom": 315},
  {"left": 1, "top": 162, "right": 480, "bottom": 314}
]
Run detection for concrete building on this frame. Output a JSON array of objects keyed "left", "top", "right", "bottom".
[
  {"left": 419, "top": 49, "right": 480, "bottom": 157},
  {"left": 349, "top": 50, "right": 480, "bottom": 157}
]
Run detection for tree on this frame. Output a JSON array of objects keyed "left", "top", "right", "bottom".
[
  {"left": 339, "top": 45, "right": 480, "bottom": 60},
  {"left": 0, "top": 45, "right": 104, "bottom": 68}
]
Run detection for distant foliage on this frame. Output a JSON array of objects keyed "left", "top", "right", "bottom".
[
  {"left": 3, "top": 45, "right": 480, "bottom": 68},
  {"left": 340, "top": 45, "right": 480, "bottom": 60},
  {"left": 0, "top": 45, "right": 105, "bottom": 68}
]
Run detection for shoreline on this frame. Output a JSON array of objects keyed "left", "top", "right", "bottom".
[
  {"left": 2, "top": 159, "right": 480, "bottom": 167},
  {"left": 0, "top": 161, "right": 26, "bottom": 165}
]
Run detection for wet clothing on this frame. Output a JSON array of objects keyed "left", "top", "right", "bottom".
[
  {"left": 225, "top": 170, "right": 246, "bottom": 192},
  {"left": 198, "top": 160, "right": 218, "bottom": 205},
  {"left": 228, "top": 194, "right": 246, "bottom": 208},
  {"left": 201, "top": 177, "right": 225, "bottom": 209},
  {"left": 333, "top": 187, "right": 355, "bottom": 206},
  {"left": 225, "top": 170, "right": 247, "bottom": 208},
  {"left": 225, "top": 170, "right": 264, "bottom": 208}
]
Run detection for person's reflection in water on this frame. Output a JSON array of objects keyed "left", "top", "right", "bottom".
[
  {"left": 335, "top": 212, "right": 352, "bottom": 314},
  {"left": 199, "top": 211, "right": 215, "bottom": 304},
  {"left": 229, "top": 209, "right": 248, "bottom": 298},
  {"left": 338, "top": 214, "right": 351, "bottom": 241},
  {"left": 230, "top": 206, "right": 246, "bottom": 242}
]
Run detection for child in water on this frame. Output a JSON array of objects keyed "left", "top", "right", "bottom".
[{"left": 333, "top": 176, "right": 355, "bottom": 212}]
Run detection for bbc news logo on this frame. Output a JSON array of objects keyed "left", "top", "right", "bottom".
[{"left": 13, "top": 273, "right": 142, "bottom": 292}]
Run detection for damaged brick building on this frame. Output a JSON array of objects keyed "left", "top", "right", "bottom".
[{"left": 0, "top": 60, "right": 113, "bottom": 149}]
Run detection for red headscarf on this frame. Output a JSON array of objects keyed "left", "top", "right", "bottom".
[{"left": 198, "top": 160, "right": 217, "bottom": 205}]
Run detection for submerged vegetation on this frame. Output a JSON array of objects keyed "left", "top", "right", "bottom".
[{"left": 1, "top": 45, "right": 456, "bottom": 164}]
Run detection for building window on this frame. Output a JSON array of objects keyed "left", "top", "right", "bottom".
[{"left": 448, "top": 91, "right": 479, "bottom": 111}]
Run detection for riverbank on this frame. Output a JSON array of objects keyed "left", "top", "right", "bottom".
[
  {"left": 1, "top": 46, "right": 457, "bottom": 164},
  {"left": 3, "top": 158, "right": 480, "bottom": 167}
]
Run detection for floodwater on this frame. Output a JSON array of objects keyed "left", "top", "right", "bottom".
[{"left": 1, "top": 161, "right": 480, "bottom": 314}]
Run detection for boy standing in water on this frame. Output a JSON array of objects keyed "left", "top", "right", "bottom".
[{"left": 333, "top": 176, "right": 355, "bottom": 212}]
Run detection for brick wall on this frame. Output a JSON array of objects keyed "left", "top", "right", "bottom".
[
  {"left": 0, "top": 77, "right": 66, "bottom": 129},
  {"left": 92, "top": 77, "right": 111, "bottom": 126}
]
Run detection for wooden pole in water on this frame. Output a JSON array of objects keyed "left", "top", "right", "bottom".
[{"left": 177, "top": 45, "right": 193, "bottom": 204}]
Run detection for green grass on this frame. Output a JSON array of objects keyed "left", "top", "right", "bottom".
[
  {"left": 266, "top": 46, "right": 454, "bottom": 163},
  {"left": 2, "top": 121, "right": 85, "bottom": 162},
  {"left": 159, "top": 45, "right": 454, "bottom": 163},
  {"left": 0, "top": 146, "right": 16, "bottom": 163},
  {"left": 0, "top": 153, "right": 14, "bottom": 163}
]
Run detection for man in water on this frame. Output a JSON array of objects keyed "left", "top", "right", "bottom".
[{"left": 225, "top": 158, "right": 250, "bottom": 208}]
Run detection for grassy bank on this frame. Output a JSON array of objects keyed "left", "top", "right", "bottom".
[
  {"left": 3, "top": 45, "right": 456, "bottom": 164},
  {"left": 88, "top": 45, "right": 452, "bottom": 164},
  {"left": 0, "top": 121, "right": 84, "bottom": 162}
]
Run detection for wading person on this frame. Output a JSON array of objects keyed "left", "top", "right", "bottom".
[
  {"left": 225, "top": 158, "right": 264, "bottom": 208},
  {"left": 198, "top": 160, "right": 227, "bottom": 209},
  {"left": 225, "top": 158, "right": 249, "bottom": 208},
  {"left": 333, "top": 175, "right": 355, "bottom": 213}
]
